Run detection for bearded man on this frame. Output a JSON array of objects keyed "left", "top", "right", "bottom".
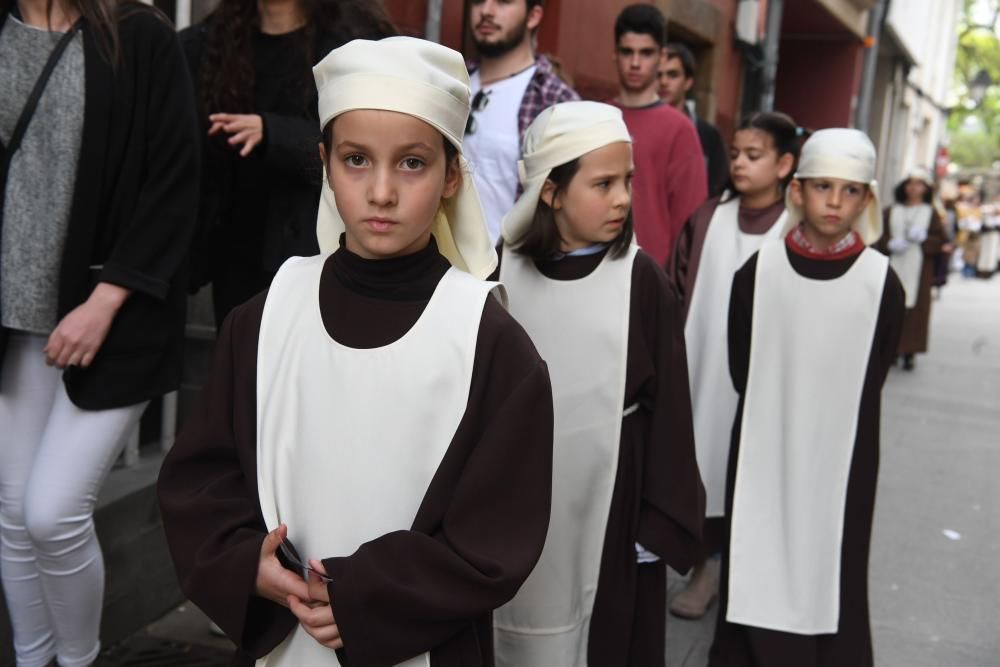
[{"left": 465, "top": 0, "right": 578, "bottom": 242}]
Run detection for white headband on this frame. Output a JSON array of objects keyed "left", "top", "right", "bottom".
[
  {"left": 502, "top": 101, "right": 633, "bottom": 244},
  {"left": 784, "top": 128, "right": 883, "bottom": 245},
  {"left": 313, "top": 37, "right": 496, "bottom": 278}
]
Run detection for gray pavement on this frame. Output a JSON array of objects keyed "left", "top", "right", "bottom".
[{"left": 141, "top": 274, "right": 1000, "bottom": 666}]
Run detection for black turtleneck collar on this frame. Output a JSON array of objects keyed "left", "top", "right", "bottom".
[{"left": 325, "top": 234, "right": 451, "bottom": 301}]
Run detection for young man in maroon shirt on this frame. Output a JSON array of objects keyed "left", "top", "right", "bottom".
[{"left": 610, "top": 4, "right": 707, "bottom": 265}]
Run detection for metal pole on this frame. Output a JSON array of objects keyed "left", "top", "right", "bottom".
[
  {"left": 760, "top": 0, "right": 785, "bottom": 112},
  {"left": 855, "top": 0, "right": 889, "bottom": 132},
  {"left": 425, "top": 0, "right": 444, "bottom": 43}
]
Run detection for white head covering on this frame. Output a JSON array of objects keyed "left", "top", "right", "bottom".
[
  {"left": 501, "top": 101, "right": 633, "bottom": 244},
  {"left": 902, "top": 166, "right": 934, "bottom": 188},
  {"left": 313, "top": 36, "right": 496, "bottom": 278},
  {"left": 784, "top": 128, "right": 882, "bottom": 245}
]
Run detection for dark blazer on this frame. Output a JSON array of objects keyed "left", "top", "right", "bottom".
[{"left": 0, "top": 5, "right": 200, "bottom": 410}]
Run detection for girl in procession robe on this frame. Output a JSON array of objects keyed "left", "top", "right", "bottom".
[
  {"left": 668, "top": 112, "right": 801, "bottom": 620},
  {"left": 877, "top": 169, "right": 947, "bottom": 370},
  {"left": 491, "top": 101, "right": 705, "bottom": 667},
  {"left": 157, "top": 37, "right": 554, "bottom": 667},
  {"left": 709, "top": 129, "right": 904, "bottom": 667}
]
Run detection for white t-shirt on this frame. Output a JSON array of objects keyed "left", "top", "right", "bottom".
[{"left": 465, "top": 66, "right": 536, "bottom": 244}]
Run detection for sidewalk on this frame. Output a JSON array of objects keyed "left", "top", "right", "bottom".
[{"left": 131, "top": 274, "right": 1000, "bottom": 667}]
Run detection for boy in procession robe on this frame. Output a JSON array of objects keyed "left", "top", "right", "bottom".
[
  {"left": 491, "top": 101, "right": 705, "bottom": 667},
  {"left": 157, "top": 37, "right": 554, "bottom": 667},
  {"left": 710, "top": 129, "right": 904, "bottom": 667}
]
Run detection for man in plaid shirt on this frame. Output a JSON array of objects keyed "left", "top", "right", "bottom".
[{"left": 465, "top": 0, "right": 578, "bottom": 243}]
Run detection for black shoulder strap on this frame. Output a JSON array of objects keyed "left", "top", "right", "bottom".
[{"left": 0, "top": 18, "right": 83, "bottom": 159}]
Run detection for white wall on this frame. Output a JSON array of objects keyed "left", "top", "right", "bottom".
[{"left": 881, "top": 0, "right": 962, "bottom": 181}]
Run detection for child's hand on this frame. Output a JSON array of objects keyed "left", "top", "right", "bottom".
[
  {"left": 887, "top": 237, "right": 909, "bottom": 254},
  {"left": 255, "top": 525, "right": 309, "bottom": 608},
  {"left": 289, "top": 565, "right": 342, "bottom": 650}
]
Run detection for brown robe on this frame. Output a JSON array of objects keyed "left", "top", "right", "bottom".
[
  {"left": 876, "top": 207, "right": 946, "bottom": 355},
  {"left": 669, "top": 195, "right": 786, "bottom": 555},
  {"left": 157, "top": 237, "right": 554, "bottom": 667},
  {"left": 709, "top": 246, "right": 904, "bottom": 667},
  {"left": 494, "top": 246, "right": 706, "bottom": 666}
]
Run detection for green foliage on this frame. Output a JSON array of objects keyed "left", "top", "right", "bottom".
[
  {"left": 950, "top": 0, "right": 1000, "bottom": 162},
  {"left": 949, "top": 126, "right": 1000, "bottom": 168}
]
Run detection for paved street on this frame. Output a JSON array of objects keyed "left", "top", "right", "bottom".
[{"left": 128, "top": 274, "right": 1000, "bottom": 666}]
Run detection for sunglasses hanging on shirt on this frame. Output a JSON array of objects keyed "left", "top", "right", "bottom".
[{"left": 465, "top": 89, "right": 492, "bottom": 136}]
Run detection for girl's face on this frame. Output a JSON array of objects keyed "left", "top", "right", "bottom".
[
  {"left": 321, "top": 110, "right": 460, "bottom": 260},
  {"left": 729, "top": 129, "right": 794, "bottom": 200},
  {"left": 545, "top": 142, "right": 634, "bottom": 252},
  {"left": 905, "top": 178, "right": 929, "bottom": 204},
  {"left": 789, "top": 177, "right": 872, "bottom": 247}
]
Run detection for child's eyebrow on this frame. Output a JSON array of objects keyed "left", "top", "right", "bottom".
[
  {"left": 336, "top": 140, "right": 436, "bottom": 154},
  {"left": 590, "top": 170, "right": 630, "bottom": 180},
  {"left": 336, "top": 140, "right": 370, "bottom": 152}
]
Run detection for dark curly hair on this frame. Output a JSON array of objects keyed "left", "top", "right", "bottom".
[
  {"left": 199, "top": 0, "right": 396, "bottom": 115},
  {"left": 893, "top": 176, "right": 934, "bottom": 205}
]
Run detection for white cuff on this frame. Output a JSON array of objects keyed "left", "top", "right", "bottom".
[{"left": 635, "top": 542, "right": 660, "bottom": 564}]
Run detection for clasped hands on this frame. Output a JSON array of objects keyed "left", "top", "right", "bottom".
[{"left": 256, "top": 525, "right": 344, "bottom": 650}]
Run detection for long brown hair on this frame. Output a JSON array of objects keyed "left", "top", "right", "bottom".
[
  {"left": 514, "top": 158, "right": 635, "bottom": 261},
  {"left": 199, "top": 0, "right": 396, "bottom": 115}
]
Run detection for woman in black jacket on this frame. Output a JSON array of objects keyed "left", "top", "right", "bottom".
[
  {"left": 182, "top": 0, "right": 395, "bottom": 325},
  {"left": 0, "top": 0, "right": 198, "bottom": 663}
]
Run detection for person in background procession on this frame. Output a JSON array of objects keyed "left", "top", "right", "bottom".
[
  {"left": 492, "top": 101, "right": 704, "bottom": 667},
  {"left": 934, "top": 195, "right": 958, "bottom": 290},
  {"left": 609, "top": 3, "right": 707, "bottom": 265},
  {"left": 710, "top": 129, "right": 903, "bottom": 667},
  {"left": 0, "top": 0, "right": 199, "bottom": 662},
  {"left": 669, "top": 111, "right": 802, "bottom": 621},
  {"left": 977, "top": 198, "right": 1000, "bottom": 277},
  {"left": 464, "top": 0, "right": 579, "bottom": 244},
  {"left": 658, "top": 42, "right": 729, "bottom": 199},
  {"left": 181, "top": 0, "right": 395, "bottom": 325},
  {"left": 876, "top": 169, "right": 947, "bottom": 371}
]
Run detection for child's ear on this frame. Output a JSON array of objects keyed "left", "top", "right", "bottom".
[
  {"left": 777, "top": 153, "right": 795, "bottom": 181},
  {"left": 442, "top": 155, "right": 462, "bottom": 199},
  {"left": 540, "top": 179, "right": 561, "bottom": 210},
  {"left": 319, "top": 143, "right": 334, "bottom": 186},
  {"left": 788, "top": 179, "right": 804, "bottom": 207}
]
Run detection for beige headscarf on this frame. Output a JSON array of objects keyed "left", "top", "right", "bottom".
[
  {"left": 313, "top": 36, "right": 496, "bottom": 278},
  {"left": 501, "top": 101, "right": 633, "bottom": 244},
  {"left": 784, "top": 128, "right": 882, "bottom": 245},
  {"left": 902, "top": 166, "right": 934, "bottom": 188}
]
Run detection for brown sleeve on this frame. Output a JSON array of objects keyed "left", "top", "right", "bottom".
[
  {"left": 875, "top": 207, "right": 892, "bottom": 254},
  {"left": 670, "top": 197, "right": 720, "bottom": 320},
  {"left": 157, "top": 293, "right": 297, "bottom": 658},
  {"left": 322, "top": 299, "right": 554, "bottom": 667},
  {"left": 632, "top": 254, "right": 706, "bottom": 574},
  {"left": 922, "top": 211, "right": 947, "bottom": 256},
  {"left": 878, "top": 268, "right": 906, "bottom": 384},
  {"left": 727, "top": 253, "right": 758, "bottom": 395}
]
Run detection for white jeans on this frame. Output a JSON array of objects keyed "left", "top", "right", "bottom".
[{"left": 0, "top": 333, "right": 146, "bottom": 667}]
